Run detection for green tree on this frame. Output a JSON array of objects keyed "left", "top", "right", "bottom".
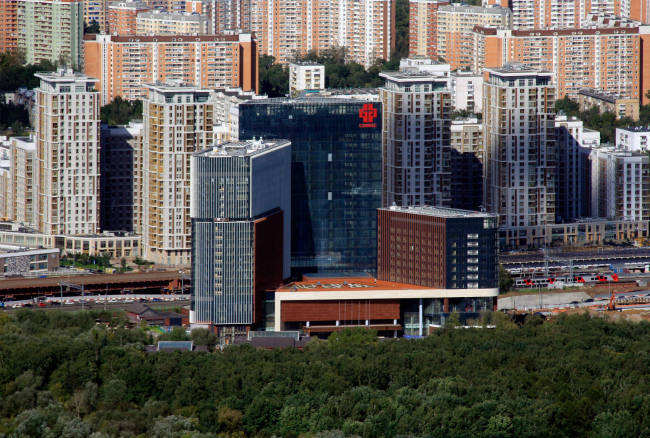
[
  {"left": 120, "top": 257, "right": 127, "bottom": 269},
  {"left": 84, "top": 20, "right": 101, "bottom": 34},
  {"left": 499, "top": 265, "right": 513, "bottom": 293},
  {"left": 100, "top": 97, "right": 143, "bottom": 125}
]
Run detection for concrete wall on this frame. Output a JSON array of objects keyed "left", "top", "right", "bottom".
[{"left": 498, "top": 291, "right": 592, "bottom": 310}]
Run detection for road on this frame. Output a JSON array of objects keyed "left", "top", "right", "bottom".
[
  {"left": 0, "top": 270, "right": 182, "bottom": 291},
  {"left": 1, "top": 293, "right": 190, "bottom": 312}
]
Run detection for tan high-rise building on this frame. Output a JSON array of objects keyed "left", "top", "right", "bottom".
[
  {"left": 9, "top": 136, "right": 36, "bottom": 226},
  {"left": 408, "top": 0, "right": 448, "bottom": 59},
  {"left": 483, "top": 65, "right": 556, "bottom": 243},
  {"left": 436, "top": 4, "right": 511, "bottom": 71},
  {"left": 0, "top": 0, "right": 19, "bottom": 54},
  {"left": 136, "top": 11, "right": 212, "bottom": 35},
  {"left": 18, "top": 0, "right": 84, "bottom": 67},
  {"left": 185, "top": 0, "right": 250, "bottom": 34},
  {"left": 379, "top": 62, "right": 452, "bottom": 207},
  {"left": 108, "top": 0, "right": 150, "bottom": 36},
  {"left": 143, "top": 0, "right": 185, "bottom": 13},
  {"left": 141, "top": 83, "right": 213, "bottom": 265},
  {"left": 34, "top": 69, "right": 101, "bottom": 236},
  {"left": 84, "top": 33, "right": 259, "bottom": 105},
  {"left": 250, "top": 0, "right": 394, "bottom": 67},
  {"left": 472, "top": 25, "right": 650, "bottom": 104}
]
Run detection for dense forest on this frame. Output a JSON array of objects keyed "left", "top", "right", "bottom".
[
  {"left": 1, "top": 310, "right": 650, "bottom": 437},
  {"left": 555, "top": 95, "right": 650, "bottom": 144},
  {"left": 100, "top": 97, "right": 144, "bottom": 125},
  {"left": 0, "top": 51, "right": 58, "bottom": 91}
]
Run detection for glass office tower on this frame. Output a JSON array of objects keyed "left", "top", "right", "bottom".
[{"left": 238, "top": 98, "right": 382, "bottom": 276}]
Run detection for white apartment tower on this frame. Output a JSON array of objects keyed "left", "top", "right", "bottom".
[
  {"left": 142, "top": 83, "right": 214, "bottom": 266},
  {"left": 9, "top": 136, "right": 36, "bottom": 226},
  {"left": 379, "top": 63, "right": 452, "bottom": 207},
  {"left": 34, "top": 69, "right": 101, "bottom": 236},
  {"left": 483, "top": 65, "right": 556, "bottom": 244}
]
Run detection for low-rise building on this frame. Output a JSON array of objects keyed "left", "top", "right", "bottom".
[
  {"left": 0, "top": 245, "right": 59, "bottom": 275},
  {"left": 288, "top": 62, "right": 325, "bottom": 95},
  {"left": 578, "top": 88, "right": 640, "bottom": 120},
  {"left": 616, "top": 126, "right": 650, "bottom": 152}
]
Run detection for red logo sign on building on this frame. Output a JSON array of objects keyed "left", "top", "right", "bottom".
[{"left": 359, "top": 103, "right": 377, "bottom": 128}]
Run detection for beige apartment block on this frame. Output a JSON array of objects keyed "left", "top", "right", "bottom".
[
  {"left": 83, "top": 0, "right": 109, "bottom": 32},
  {"left": 409, "top": 0, "right": 448, "bottom": 59},
  {"left": 34, "top": 69, "right": 101, "bottom": 236},
  {"left": 84, "top": 33, "right": 259, "bottom": 105},
  {"left": 483, "top": 65, "right": 556, "bottom": 242},
  {"left": 185, "top": 0, "right": 250, "bottom": 34},
  {"left": 18, "top": 0, "right": 84, "bottom": 67},
  {"left": 136, "top": 11, "right": 212, "bottom": 35},
  {"left": 141, "top": 83, "right": 214, "bottom": 266},
  {"left": 9, "top": 136, "right": 36, "bottom": 227},
  {"left": 578, "top": 88, "right": 640, "bottom": 120},
  {"left": 450, "top": 117, "right": 483, "bottom": 211}
]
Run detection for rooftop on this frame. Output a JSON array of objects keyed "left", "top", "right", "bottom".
[
  {"left": 35, "top": 68, "right": 97, "bottom": 83},
  {"left": 298, "top": 88, "right": 379, "bottom": 98},
  {"left": 241, "top": 97, "right": 377, "bottom": 105},
  {"left": 579, "top": 88, "right": 633, "bottom": 102},
  {"left": 137, "top": 11, "right": 208, "bottom": 21},
  {"left": 617, "top": 125, "right": 650, "bottom": 133},
  {"left": 195, "top": 138, "right": 291, "bottom": 157},
  {"left": 439, "top": 4, "right": 511, "bottom": 13},
  {"left": 289, "top": 61, "right": 324, "bottom": 67},
  {"left": 380, "top": 68, "right": 451, "bottom": 81},
  {"left": 487, "top": 63, "right": 552, "bottom": 75},
  {"left": 276, "top": 276, "right": 431, "bottom": 292},
  {"left": 382, "top": 205, "right": 498, "bottom": 219}
]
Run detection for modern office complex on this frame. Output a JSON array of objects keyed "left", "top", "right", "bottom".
[
  {"left": 190, "top": 139, "right": 291, "bottom": 337},
  {"left": 34, "top": 69, "right": 101, "bottom": 236},
  {"left": 238, "top": 98, "right": 382, "bottom": 276},
  {"left": 84, "top": 33, "right": 259, "bottom": 105},
  {"left": 100, "top": 121, "right": 143, "bottom": 233},
  {"left": 483, "top": 65, "right": 556, "bottom": 246},
  {"left": 141, "top": 82, "right": 214, "bottom": 266},
  {"left": 17, "top": 0, "right": 84, "bottom": 67},
  {"left": 450, "top": 117, "right": 483, "bottom": 211},
  {"left": 379, "top": 63, "right": 452, "bottom": 207}
]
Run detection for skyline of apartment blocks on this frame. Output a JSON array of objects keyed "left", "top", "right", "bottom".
[
  {"left": 141, "top": 83, "right": 213, "bottom": 266},
  {"left": 190, "top": 139, "right": 290, "bottom": 333},
  {"left": 472, "top": 26, "right": 650, "bottom": 105},
  {"left": 250, "top": 0, "right": 395, "bottom": 67},
  {"left": 34, "top": 69, "right": 101, "bottom": 236},
  {"left": 136, "top": 11, "right": 212, "bottom": 35},
  {"left": 590, "top": 148, "right": 650, "bottom": 221},
  {"left": 379, "top": 64, "right": 452, "bottom": 208},
  {"left": 83, "top": 33, "right": 259, "bottom": 105},
  {"left": 18, "top": 0, "right": 84, "bottom": 67},
  {"left": 483, "top": 66, "right": 556, "bottom": 246},
  {"left": 436, "top": 4, "right": 511, "bottom": 71},
  {"left": 100, "top": 121, "right": 143, "bottom": 232}
]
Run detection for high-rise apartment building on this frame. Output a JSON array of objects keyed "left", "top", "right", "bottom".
[
  {"left": 108, "top": 0, "right": 149, "bottom": 35},
  {"left": 472, "top": 25, "right": 650, "bottom": 104},
  {"left": 100, "top": 121, "right": 143, "bottom": 232},
  {"left": 250, "top": 0, "right": 395, "bottom": 67},
  {"left": 589, "top": 148, "right": 650, "bottom": 221},
  {"left": 84, "top": 33, "right": 259, "bottom": 105},
  {"left": 0, "top": 0, "right": 18, "bottom": 54},
  {"left": 83, "top": 0, "right": 109, "bottom": 31},
  {"left": 8, "top": 136, "right": 36, "bottom": 226},
  {"left": 18, "top": 0, "right": 84, "bottom": 67},
  {"left": 436, "top": 4, "right": 511, "bottom": 71},
  {"left": 510, "top": 0, "right": 623, "bottom": 29},
  {"left": 186, "top": 0, "right": 250, "bottom": 34},
  {"left": 34, "top": 69, "right": 101, "bottom": 235},
  {"left": 238, "top": 97, "right": 382, "bottom": 276},
  {"left": 450, "top": 117, "right": 483, "bottom": 211},
  {"left": 143, "top": 0, "right": 184, "bottom": 13},
  {"left": 190, "top": 138, "right": 291, "bottom": 336},
  {"left": 409, "top": 0, "right": 448, "bottom": 59},
  {"left": 136, "top": 11, "right": 212, "bottom": 35},
  {"left": 379, "top": 63, "right": 452, "bottom": 207},
  {"left": 141, "top": 83, "right": 213, "bottom": 266},
  {"left": 483, "top": 65, "right": 556, "bottom": 245},
  {"left": 616, "top": 126, "right": 650, "bottom": 151}
]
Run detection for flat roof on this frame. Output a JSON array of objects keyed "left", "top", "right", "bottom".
[
  {"left": 290, "top": 61, "right": 324, "bottom": 67},
  {"left": 617, "top": 125, "right": 650, "bottom": 133},
  {"left": 439, "top": 4, "right": 510, "bottom": 13},
  {"left": 241, "top": 97, "right": 377, "bottom": 105},
  {"left": 137, "top": 12, "right": 208, "bottom": 21},
  {"left": 299, "top": 88, "right": 379, "bottom": 97},
  {"left": 277, "top": 276, "right": 431, "bottom": 292},
  {"left": 486, "top": 64, "right": 552, "bottom": 75},
  {"left": 381, "top": 205, "right": 498, "bottom": 219},
  {"left": 579, "top": 88, "right": 632, "bottom": 102},
  {"left": 195, "top": 138, "right": 290, "bottom": 157}
]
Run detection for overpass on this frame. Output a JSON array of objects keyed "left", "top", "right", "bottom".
[{"left": 0, "top": 271, "right": 189, "bottom": 300}]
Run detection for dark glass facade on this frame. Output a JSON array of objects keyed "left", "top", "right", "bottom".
[{"left": 238, "top": 99, "right": 382, "bottom": 276}]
